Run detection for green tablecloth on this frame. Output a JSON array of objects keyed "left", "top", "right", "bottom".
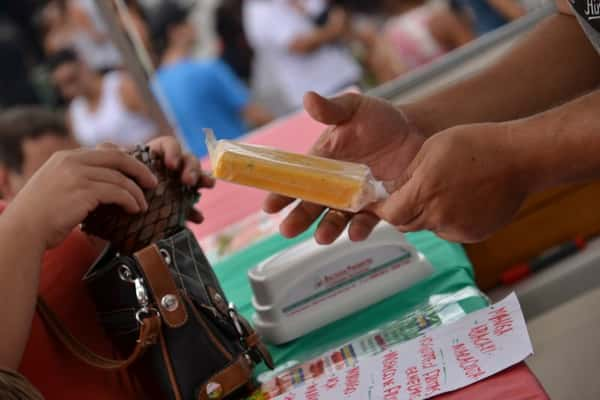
[{"left": 214, "top": 228, "right": 488, "bottom": 374}]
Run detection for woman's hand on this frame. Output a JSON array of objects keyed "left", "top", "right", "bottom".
[
  {"left": 145, "top": 136, "right": 215, "bottom": 223},
  {"left": 7, "top": 137, "right": 213, "bottom": 250}
]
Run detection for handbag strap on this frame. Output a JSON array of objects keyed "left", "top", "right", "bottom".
[{"left": 37, "top": 297, "right": 161, "bottom": 370}]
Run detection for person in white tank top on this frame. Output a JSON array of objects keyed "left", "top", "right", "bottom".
[{"left": 48, "top": 49, "right": 158, "bottom": 148}]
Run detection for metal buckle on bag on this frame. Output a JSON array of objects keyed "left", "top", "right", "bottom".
[
  {"left": 227, "top": 302, "right": 245, "bottom": 337},
  {"left": 119, "top": 264, "right": 159, "bottom": 325},
  {"left": 134, "top": 276, "right": 160, "bottom": 324},
  {"left": 228, "top": 303, "right": 258, "bottom": 367}
]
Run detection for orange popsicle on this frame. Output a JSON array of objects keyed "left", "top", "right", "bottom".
[{"left": 205, "top": 129, "right": 386, "bottom": 212}]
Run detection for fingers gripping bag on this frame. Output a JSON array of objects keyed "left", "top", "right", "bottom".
[
  {"left": 204, "top": 129, "right": 389, "bottom": 212},
  {"left": 37, "top": 146, "right": 274, "bottom": 400}
]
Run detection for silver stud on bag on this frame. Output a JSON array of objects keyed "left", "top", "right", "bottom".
[
  {"left": 161, "top": 294, "right": 179, "bottom": 312},
  {"left": 159, "top": 248, "right": 172, "bottom": 265},
  {"left": 118, "top": 264, "right": 134, "bottom": 282},
  {"left": 206, "top": 382, "right": 223, "bottom": 399}
]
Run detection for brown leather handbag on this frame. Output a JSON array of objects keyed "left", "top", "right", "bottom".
[{"left": 38, "top": 146, "right": 273, "bottom": 400}]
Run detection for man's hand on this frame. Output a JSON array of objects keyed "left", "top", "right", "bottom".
[
  {"left": 264, "top": 92, "right": 425, "bottom": 244},
  {"left": 373, "top": 123, "right": 530, "bottom": 243},
  {"left": 8, "top": 137, "right": 212, "bottom": 250}
]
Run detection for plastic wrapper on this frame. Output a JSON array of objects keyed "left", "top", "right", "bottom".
[{"left": 205, "top": 129, "right": 388, "bottom": 212}]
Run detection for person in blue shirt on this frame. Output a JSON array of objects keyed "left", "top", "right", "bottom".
[
  {"left": 151, "top": 3, "right": 272, "bottom": 157},
  {"left": 450, "top": 0, "right": 525, "bottom": 36}
]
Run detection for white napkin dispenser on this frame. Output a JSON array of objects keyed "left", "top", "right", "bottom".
[{"left": 249, "top": 222, "right": 434, "bottom": 344}]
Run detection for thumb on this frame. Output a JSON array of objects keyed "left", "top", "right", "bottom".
[
  {"left": 374, "top": 178, "right": 422, "bottom": 228},
  {"left": 370, "top": 156, "right": 423, "bottom": 226},
  {"left": 381, "top": 148, "right": 422, "bottom": 194},
  {"left": 303, "top": 91, "right": 362, "bottom": 125}
]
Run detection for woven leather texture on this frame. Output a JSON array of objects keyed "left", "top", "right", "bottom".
[{"left": 82, "top": 146, "right": 199, "bottom": 254}]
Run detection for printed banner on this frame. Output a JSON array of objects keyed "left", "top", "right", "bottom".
[{"left": 273, "top": 293, "right": 533, "bottom": 400}]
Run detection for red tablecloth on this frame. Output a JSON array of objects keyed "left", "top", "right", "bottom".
[
  {"left": 193, "top": 108, "right": 549, "bottom": 400},
  {"left": 437, "top": 364, "right": 547, "bottom": 399}
]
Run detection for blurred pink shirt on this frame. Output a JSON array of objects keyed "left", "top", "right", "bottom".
[{"left": 383, "top": 6, "right": 445, "bottom": 69}]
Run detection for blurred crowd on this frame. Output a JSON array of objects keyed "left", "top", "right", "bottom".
[{"left": 0, "top": 0, "right": 550, "bottom": 165}]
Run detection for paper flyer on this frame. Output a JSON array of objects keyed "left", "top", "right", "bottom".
[
  {"left": 272, "top": 293, "right": 533, "bottom": 400},
  {"left": 255, "top": 288, "right": 481, "bottom": 397}
]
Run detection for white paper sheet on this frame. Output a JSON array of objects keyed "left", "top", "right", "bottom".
[{"left": 274, "top": 292, "right": 533, "bottom": 400}]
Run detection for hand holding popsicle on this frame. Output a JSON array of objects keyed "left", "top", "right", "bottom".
[
  {"left": 209, "top": 92, "right": 524, "bottom": 245},
  {"left": 262, "top": 92, "right": 426, "bottom": 244}
]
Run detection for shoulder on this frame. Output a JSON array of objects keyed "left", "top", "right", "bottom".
[
  {"left": 188, "top": 58, "right": 230, "bottom": 77},
  {"left": 117, "top": 73, "right": 142, "bottom": 111}
]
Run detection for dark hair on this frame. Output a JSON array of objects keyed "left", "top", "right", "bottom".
[
  {"left": 46, "top": 47, "right": 79, "bottom": 72},
  {"left": 0, "top": 369, "right": 43, "bottom": 400},
  {"left": 0, "top": 107, "right": 68, "bottom": 173},
  {"left": 216, "top": 0, "right": 254, "bottom": 82},
  {"left": 150, "top": 2, "right": 191, "bottom": 57},
  {"left": 331, "top": 0, "right": 384, "bottom": 14}
]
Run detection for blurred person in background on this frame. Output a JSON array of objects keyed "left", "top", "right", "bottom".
[
  {"left": 243, "top": 0, "right": 362, "bottom": 111},
  {"left": 41, "top": 0, "right": 152, "bottom": 69},
  {"left": 354, "top": 0, "right": 474, "bottom": 83},
  {"left": 216, "top": 0, "right": 255, "bottom": 83},
  {"left": 0, "top": 107, "right": 78, "bottom": 199},
  {"left": 116, "top": 0, "right": 154, "bottom": 57},
  {"left": 48, "top": 48, "right": 158, "bottom": 148},
  {"left": 0, "top": 18, "right": 41, "bottom": 108},
  {"left": 0, "top": 0, "right": 44, "bottom": 61},
  {"left": 40, "top": 1, "right": 75, "bottom": 56},
  {"left": 61, "top": 0, "right": 122, "bottom": 72},
  {"left": 152, "top": 2, "right": 272, "bottom": 157}
]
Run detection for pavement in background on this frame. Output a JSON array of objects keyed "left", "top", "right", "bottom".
[{"left": 526, "top": 287, "right": 600, "bottom": 399}]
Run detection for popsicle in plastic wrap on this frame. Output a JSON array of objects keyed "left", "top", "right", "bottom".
[{"left": 204, "top": 129, "right": 388, "bottom": 212}]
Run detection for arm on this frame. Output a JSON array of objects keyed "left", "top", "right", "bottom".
[
  {"left": 428, "top": 8, "right": 475, "bottom": 50},
  {"left": 510, "top": 89, "right": 600, "bottom": 192},
  {"left": 243, "top": 103, "right": 273, "bottom": 128},
  {"left": 288, "top": 7, "right": 347, "bottom": 54},
  {"left": 120, "top": 74, "right": 149, "bottom": 116},
  {"left": 404, "top": 12, "right": 600, "bottom": 136},
  {"left": 0, "top": 149, "right": 155, "bottom": 370},
  {"left": 0, "top": 138, "right": 208, "bottom": 369},
  {"left": 68, "top": 2, "right": 108, "bottom": 43},
  {"left": 210, "top": 61, "right": 271, "bottom": 127},
  {"left": 372, "top": 87, "right": 600, "bottom": 244},
  {"left": 487, "top": 0, "right": 526, "bottom": 20},
  {"left": 0, "top": 208, "right": 46, "bottom": 370}
]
